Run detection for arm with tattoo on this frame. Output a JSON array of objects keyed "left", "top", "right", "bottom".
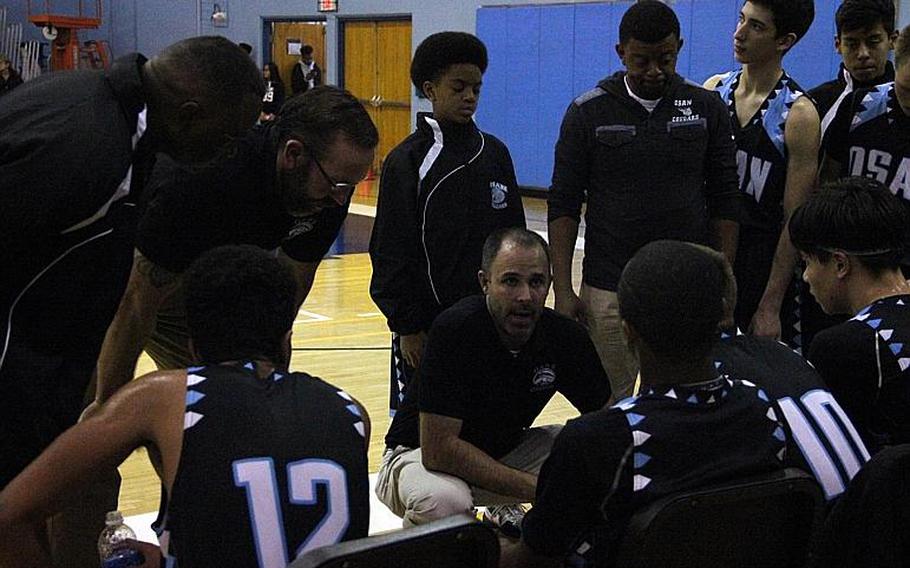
[{"left": 94, "top": 249, "right": 181, "bottom": 403}]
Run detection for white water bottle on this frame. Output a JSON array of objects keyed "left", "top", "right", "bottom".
[{"left": 97, "top": 510, "right": 143, "bottom": 568}]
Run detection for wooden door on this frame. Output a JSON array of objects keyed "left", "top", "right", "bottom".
[
  {"left": 270, "top": 21, "right": 326, "bottom": 98},
  {"left": 343, "top": 19, "right": 412, "bottom": 173}
]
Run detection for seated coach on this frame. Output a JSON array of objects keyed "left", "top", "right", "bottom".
[{"left": 376, "top": 227, "right": 611, "bottom": 527}]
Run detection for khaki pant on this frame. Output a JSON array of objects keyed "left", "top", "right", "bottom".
[
  {"left": 375, "top": 426, "right": 561, "bottom": 527},
  {"left": 581, "top": 283, "right": 639, "bottom": 401}
]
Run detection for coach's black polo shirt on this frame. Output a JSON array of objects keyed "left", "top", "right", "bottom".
[
  {"left": 137, "top": 122, "right": 348, "bottom": 272},
  {"left": 384, "top": 295, "right": 611, "bottom": 459}
]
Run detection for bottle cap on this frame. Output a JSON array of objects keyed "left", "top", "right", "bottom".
[{"left": 105, "top": 510, "right": 124, "bottom": 525}]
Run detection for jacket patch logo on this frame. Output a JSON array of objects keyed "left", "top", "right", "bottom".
[
  {"left": 531, "top": 364, "right": 556, "bottom": 392},
  {"left": 490, "top": 181, "right": 508, "bottom": 210},
  {"left": 672, "top": 99, "right": 701, "bottom": 123},
  {"left": 288, "top": 217, "right": 317, "bottom": 239}
]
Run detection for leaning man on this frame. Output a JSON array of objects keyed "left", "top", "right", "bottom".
[{"left": 376, "top": 227, "right": 611, "bottom": 527}]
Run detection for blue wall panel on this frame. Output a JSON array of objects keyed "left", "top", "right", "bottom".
[
  {"left": 675, "top": 0, "right": 696, "bottom": 78},
  {"left": 572, "top": 3, "right": 614, "bottom": 96},
  {"left": 688, "top": 0, "right": 739, "bottom": 83},
  {"left": 475, "top": 7, "right": 509, "bottom": 147},
  {"left": 788, "top": 0, "right": 837, "bottom": 90},
  {"left": 537, "top": 5, "right": 576, "bottom": 189},
  {"left": 504, "top": 7, "right": 541, "bottom": 186}
]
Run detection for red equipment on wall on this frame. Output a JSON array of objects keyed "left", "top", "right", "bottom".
[{"left": 27, "top": 0, "right": 110, "bottom": 70}]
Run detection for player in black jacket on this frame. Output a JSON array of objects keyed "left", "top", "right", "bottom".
[
  {"left": 0, "top": 246, "right": 371, "bottom": 567},
  {"left": 369, "top": 32, "right": 525, "bottom": 411}
]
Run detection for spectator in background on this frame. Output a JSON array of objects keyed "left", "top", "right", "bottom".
[
  {"left": 0, "top": 53, "right": 22, "bottom": 95},
  {"left": 292, "top": 44, "right": 322, "bottom": 95},
  {"left": 261, "top": 62, "right": 286, "bottom": 121}
]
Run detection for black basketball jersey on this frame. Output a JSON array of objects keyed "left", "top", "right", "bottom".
[
  {"left": 828, "top": 83, "right": 910, "bottom": 201},
  {"left": 713, "top": 331, "right": 870, "bottom": 500},
  {"left": 155, "top": 363, "right": 369, "bottom": 568},
  {"left": 715, "top": 70, "right": 807, "bottom": 233},
  {"left": 809, "top": 296, "right": 910, "bottom": 452}
]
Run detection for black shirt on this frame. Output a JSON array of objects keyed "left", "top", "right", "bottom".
[
  {"left": 0, "top": 54, "right": 147, "bottom": 244},
  {"left": 808, "top": 295, "right": 910, "bottom": 453},
  {"left": 262, "top": 80, "right": 285, "bottom": 115},
  {"left": 714, "top": 330, "right": 870, "bottom": 499},
  {"left": 548, "top": 72, "right": 743, "bottom": 291},
  {"left": 384, "top": 295, "right": 611, "bottom": 459},
  {"left": 522, "top": 377, "right": 787, "bottom": 564},
  {"left": 137, "top": 122, "right": 348, "bottom": 272},
  {"left": 158, "top": 362, "right": 369, "bottom": 567}
]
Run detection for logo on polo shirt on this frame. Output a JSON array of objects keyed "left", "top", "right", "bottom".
[
  {"left": 288, "top": 217, "right": 317, "bottom": 239},
  {"left": 490, "top": 181, "right": 508, "bottom": 210},
  {"left": 671, "top": 98, "right": 702, "bottom": 124},
  {"left": 530, "top": 364, "right": 556, "bottom": 392}
]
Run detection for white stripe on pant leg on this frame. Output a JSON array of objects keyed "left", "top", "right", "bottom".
[{"left": 0, "top": 228, "right": 114, "bottom": 371}]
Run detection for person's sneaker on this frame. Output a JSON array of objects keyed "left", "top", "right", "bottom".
[{"left": 483, "top": 504, "right": 528, "bottom": 538}]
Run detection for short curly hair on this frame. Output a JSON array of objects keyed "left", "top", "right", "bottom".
[
  {"left": 410, "top": 32, "right": 488, "bottom": 96},
  {"left": 618, "top": 240, "right": 724, "bottom": 361},
  {"left": 185, "top": 245, "right": 298, "bottom": 364}
]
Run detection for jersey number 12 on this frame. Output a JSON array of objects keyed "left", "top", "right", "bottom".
[{"left": 233, "top": 457, "right": 350, "bottom": 568}]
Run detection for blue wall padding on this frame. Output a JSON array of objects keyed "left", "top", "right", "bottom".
[
  {"left": 787, "top": 0, "right": 839, "bottom": 87},
  {"left": 476, "top": 0, "right": 855, "bottom": 189},
  {"left": 505, "top": 6, "right": 542, "bottom": 185},
  {"left": 537, "top": 4, "right": 576, "bottom": 192},
  {"left": 686, "top": 0, "right": 739, "bottom": 84}
]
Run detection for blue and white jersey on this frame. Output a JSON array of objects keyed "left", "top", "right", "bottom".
[
  {"left": 154, "top": 362, "right": 369, "bottom": 568},
  {"left": 828, "top": 83, "right": 910, "bottom": 202},
  {"left": 714, "top": 331, "right": 870, "bottom": 499},
  {"left": 809, "top": 295, "right": 910, "bottom": 453},
  {"left": 715, "top": 69, "right": 807, "bottom": 233}
]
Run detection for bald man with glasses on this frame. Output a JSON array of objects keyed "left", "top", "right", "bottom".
[{"left": 91, "top": 86, "right": 378, "bottom": 408}]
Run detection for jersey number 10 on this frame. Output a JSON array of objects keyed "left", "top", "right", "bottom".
[{"left": 233, "top": 457, "right": 350, "bottom": 568}]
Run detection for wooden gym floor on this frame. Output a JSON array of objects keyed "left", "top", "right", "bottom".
[{"left": 117, "top": 179, "right": 587, "bottom": 525}]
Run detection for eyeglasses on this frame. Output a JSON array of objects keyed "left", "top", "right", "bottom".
[{"left": 301, "top": 140, "right": 359, "bottom": 198}]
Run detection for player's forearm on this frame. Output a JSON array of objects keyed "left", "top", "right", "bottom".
[
  {"left": 758, "top": 223, "right": 799, "bottom": 313},
  {"left": 710, "top": 219, "right": 739, "bottom": 267},
  {"left": 423, "top": 438, "right": 537, "bottom": 502},
  {"left": 548, "top": 216, "right": 579, "bottom": 294},
  {"left": 95, "top": 296, "right": 160, "bottom": 402}
]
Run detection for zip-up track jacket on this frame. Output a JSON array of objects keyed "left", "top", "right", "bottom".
[{"left": 370, "top": 113, "right": 526, "bottom": 335}]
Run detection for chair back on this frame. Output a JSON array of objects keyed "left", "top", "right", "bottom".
[
  {"left": 615, "top": 468, "right": 825, "bottom": 568},
  {"left": 289, "top": 514, "right": 499, "bottom": 568}
]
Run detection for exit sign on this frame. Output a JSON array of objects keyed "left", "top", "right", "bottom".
[{"left": 318, "top": 0, "right": 337, "bottom": 11}]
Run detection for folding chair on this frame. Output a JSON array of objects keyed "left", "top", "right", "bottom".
[
  {"left": 289, "top": 514, "right": 499, "bottom": 568},
  {"left": 615, "top": 468, "right": 825, "bottom": 568}
]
